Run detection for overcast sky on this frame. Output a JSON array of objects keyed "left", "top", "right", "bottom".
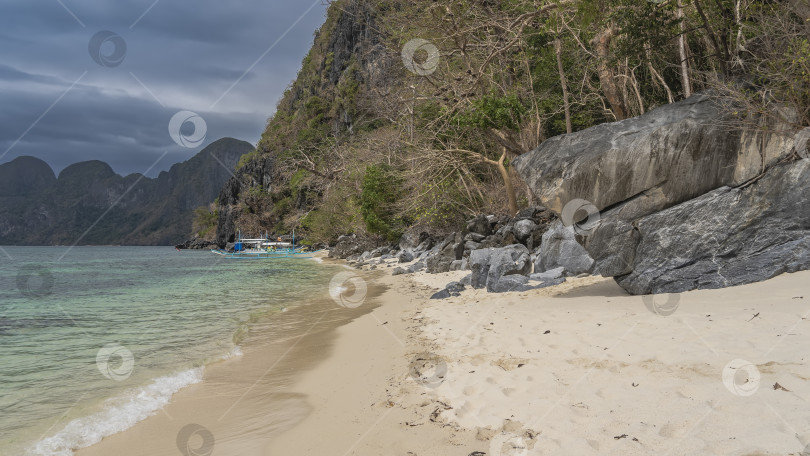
[{"left": 0, "top": 0, "right": 328, "bottom": 177}]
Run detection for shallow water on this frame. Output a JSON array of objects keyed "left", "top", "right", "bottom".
[{"left": 0, "top": 246, "right": 337, "bottom": 456}]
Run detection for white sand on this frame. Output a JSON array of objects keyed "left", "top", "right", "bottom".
[{"left": 405, "top": 270, "right": 810, "bottom": 455}]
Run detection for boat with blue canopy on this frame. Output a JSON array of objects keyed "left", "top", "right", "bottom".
[{"left": 210, "top": 231, "right": 318, "bottom": 259}]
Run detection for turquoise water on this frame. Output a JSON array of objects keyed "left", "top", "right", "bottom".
[{"left": 0, "top": 246, "right": 335, "bottom": 456}]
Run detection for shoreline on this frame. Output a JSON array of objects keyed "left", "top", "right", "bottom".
[
  {"left": 66, "top": 258, "right": 385, "bottom": 456},
  {"left": 69, "top": 255, "right": 810, "bottom": 455}
]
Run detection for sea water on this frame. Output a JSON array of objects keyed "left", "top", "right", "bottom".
[{"left": 0, "top": 246, "right": 335, "bottom": 456}]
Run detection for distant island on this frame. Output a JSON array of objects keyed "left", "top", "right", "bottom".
[{"left": 0, "top": 137, "right": 252, "bottom": 245}]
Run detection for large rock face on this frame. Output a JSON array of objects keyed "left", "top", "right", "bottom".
[
  {"left": 615, "top": 160, "right": 810, "bottom": 294},
  {"left": 513, "top": 95, "right": 790, "bottom": 219},
  {"left": 513, "top": 93, "right": 805, "bottom": 294},
  {"left": 215, "top": 154, "right": 275, "bottom": 246}
]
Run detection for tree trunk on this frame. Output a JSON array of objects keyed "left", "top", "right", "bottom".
[
  {"left": 592, "top": 27, "right": 628, "bottom": 120},
  {"left": 677, "top": 0, "right": 692, "bottom": 98},
  {"left": 496, "top": 149, "right": 518, "bottom": 216},
  {"left": 693, "top": 0, "right": 729, "bottom": 74},
  {"left": 554, "top": 37, "right": 572, "bottom": 133},
  {"left": 645, "top": 45, "right": 674, "bottom": 103}
]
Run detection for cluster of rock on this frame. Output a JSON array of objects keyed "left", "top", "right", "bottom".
[
  {"left": 333, "top": 95, "right": 810, "bottom": 297},
  {"left": 174, "top": 238, "right": 219, "bottom": 250},
  {"left": 332, "top": 208, "right": 593, "bottom": 296},
  {"left": 514, "top": 93, "right": 809, "bottom": 294}
]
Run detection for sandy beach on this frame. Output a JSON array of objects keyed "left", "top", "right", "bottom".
[{"left": 74, "top": 256, "right": 810, "bottom": 456}]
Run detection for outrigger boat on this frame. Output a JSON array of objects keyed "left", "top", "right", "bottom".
[{"left": 210, "top": 230, "right": 318, "bottom": 259}]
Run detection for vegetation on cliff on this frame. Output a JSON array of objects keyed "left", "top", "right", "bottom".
[{"left": 212, "top": 0, "right": 810, "bottom": 245}]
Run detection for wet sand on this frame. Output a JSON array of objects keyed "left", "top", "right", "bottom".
[{"left": 75, "top": 266, "right": 390, "bottom": 456}]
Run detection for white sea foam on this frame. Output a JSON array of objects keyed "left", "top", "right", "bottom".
[
  {"left": 28, "top": 367, "right": 204, "bottom": 456},
  {"left": 221, "top": 345, "right": 243, "bottom": 360}
]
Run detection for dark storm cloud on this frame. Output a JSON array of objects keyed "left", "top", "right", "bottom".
[{"left": 0, "top": 0, "right": 328, "bottom": 177}]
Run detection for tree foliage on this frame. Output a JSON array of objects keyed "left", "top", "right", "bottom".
[{"left": 218, "top": 0, "right": 808, "bottom": 244}]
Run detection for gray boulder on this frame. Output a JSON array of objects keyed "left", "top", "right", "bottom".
[
  {"left": 464, "top": 240, "right": 482, "bottom": 251},
  {"left": 532, "top": 277, "right": 566, "bottom": 289},
  {"left": 414, "top": 237, "right": 435, "bottom": 256},
  {"left": 615, "top": 160, "right": 810, "bottom": 294},
  {"left": 429, "top": 281, "right": 466, "bottom": 299},
  {"left": 512, "top": 89, "right": 810, "bottom": 294},
  {"left": 426, "top": 240, "right": 464, "bottom": 273},
  {"left": 534, "top": 221, "right": 594, "bottom": 276},
  {"left": 429, "top": 289, "right": 451, "bottom": 299},
  {"left": 513, "top": 94, "right": 791, "bottom": 219},
  {"left": 490, "top": 275, "right": 530, "bottom": 293},
  {"left": 470, "top": 245, "right": 533, "bottom": 292},
  {"left": 466, "top": 215, "right": 492, "bottom": 236},
  {"left": 446, "top": 281, "right": 465, "bottom": 294},
  {"left": 391, "top": 260, "right": 427, "bottom": 276},
  {"left": 370, "top": 246, "right": 391, "bottom": 258},
  {"left": 397, "top": 250, "right": 414, "bottom": 263},
  {"left": 450, "top": 258, "right": 468, "bottom": 271},
  {"left": 464, "top": 232, "right": 487, "bottom": 242},
  {"left": 513, "top": 219, "right": 536, "bottom": 244},
  {"left": 529, "top": 266, "right": 564, "bottom": 282},
  {"left": 515, "top": 206, "right": 544, "bottom": 221}
]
